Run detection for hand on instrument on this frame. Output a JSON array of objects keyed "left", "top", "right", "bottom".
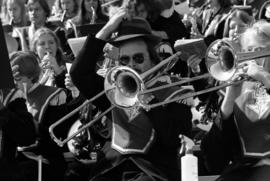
[
  {"left": 12, "top": 64, "right": 20, "bottom": 81},
  {"left": 139, "top": 93, "right": 155, "bottom": 106},
  {"left": 242, "top": 61, "right": 266, "bottom": 82},
  {"left": 177, "top": 97, "right": 195, "bottom": 107},
  {"left": 41, "top": 52, "right": 63, "bottom": 75},
  {"left": 187, "top": 54, "right": 201, "bottom": 73},
  {"left": 65, "top": 73, "right": 80, "bottom": 98}
]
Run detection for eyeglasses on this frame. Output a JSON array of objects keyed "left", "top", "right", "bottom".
[{"left": 119, "top": 53, "right": 146, "bottom": 66}]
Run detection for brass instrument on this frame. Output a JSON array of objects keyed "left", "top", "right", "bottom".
[
  {"left": 205, "top": 39, "right": 270, "bottom": 82},
  {"left": 49, "top": 38, "right": 270, "bottom": 148},
  {"left": 49, "top": 52, "right": 181, "bottom": 147}
]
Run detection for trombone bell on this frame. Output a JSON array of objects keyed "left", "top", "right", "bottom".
[
  {"left": 205, "top": 39, "right": 239, "bottom": 81},
  {"left": 104, "top": 66, "right": 144, "bottom": 108},
  {"left": 205, "top": 39, "right": 270, "bottom": 82}
]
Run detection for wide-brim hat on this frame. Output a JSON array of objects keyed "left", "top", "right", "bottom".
[{"left": 109, "top": 17, "right": 162, "bottom": 47}]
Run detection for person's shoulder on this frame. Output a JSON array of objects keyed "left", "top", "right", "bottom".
[{"left": 49, "top": 89, "right": 67, "bottom": 106}]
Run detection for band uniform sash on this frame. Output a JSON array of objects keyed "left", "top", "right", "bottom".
[{"left": 235, "top": 85, "right": 270, "bottom": 158}]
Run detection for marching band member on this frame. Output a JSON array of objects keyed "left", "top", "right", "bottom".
[
  {"left": 15, "top": 0, "right": 68, "bottom": 52},
  {"left": 6, "top": 51, "right": 75, "bottom": 181},
  {"left": 1, "top": 0, "right": 29, "bottom": 28},
  {"left": 0, "top": 89, "right": 36, "bottom": 181},
  {"left": 201, "top": 20, "right": 270, "bottom": 180},
  {"left": 65, "top": 0, "right": 108, "bottom": 38},
  {"left": 70, "top": 6, "right": 193, "bottom": 181},
  {"left": 53, "top": 0, "right": 78, "bottom": 23},
  {"left": 30, "top": 27, "right": 67, "bottom": 88}
]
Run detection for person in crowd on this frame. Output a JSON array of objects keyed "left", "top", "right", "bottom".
[
  {"left": 187, "top": 7, "right": 253, "bottom": 100},
  {"left": 15, "top": 0, "right": 64, "bottom": 51},
  {"left": 200, "top": 20, "right": 270, "bottom": 180},
  {"left": 1, "top": 0, "right": 29, "bottom": 53},
  {"left": 132, "top": 0, "right": 189, "bottom": 77},
  {"left": 30, "top": 27, "right": 68, "bottom": 88},
  {"left": 0, "top": 89, "right": 36, "bottom": 181},
  {"left": 53, "top": 0, "right": 79, "bottom": 23},
  {"left": 135, "top": 0, "right": 190, "bottom": 47},
  {"left": 188, "top": 7, "right": 254, "bottom": 78},
  {"left": 1, "top": 0, "right": 29, "bottom": 27},
  {"left": 66, "top": 0, "right": 108, "bottom": 38},
  {"left": 222, "top": 8, "right": 254, "bottom": 40},
  {"left": 7, "top": 50, "right": 80, "bottom": 181},
  {"left": 192, "top": 0, "right": 233, "bottom": 45},
  {"left": 184, "top": 8, "right": 254, "bottom": 168},
  {"left": 70, "top": 5, "right": 193, "bottom": 181}
]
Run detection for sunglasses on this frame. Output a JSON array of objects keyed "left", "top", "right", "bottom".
[{"left": 119, "top": 53, "right": 145, "bottom": 66}]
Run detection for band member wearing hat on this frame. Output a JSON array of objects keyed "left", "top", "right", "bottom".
[{"left": 70, "top": 6, "right": 193, "bottom": 181}]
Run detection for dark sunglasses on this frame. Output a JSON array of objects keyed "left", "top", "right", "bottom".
[{"left": 119, "top": 53, "right": 145, "bottom": 65}]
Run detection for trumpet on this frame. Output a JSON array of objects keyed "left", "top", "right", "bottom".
[{"left": 49, "top": 39, "right": 270, "bottom": 147}]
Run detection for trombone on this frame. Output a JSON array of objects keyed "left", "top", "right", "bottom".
[
  {"left": 49, "top": 38, "right": 270, "bottom": 147},
  {"left": 49, "top": 52, "right": 181, "bottom": 147}
]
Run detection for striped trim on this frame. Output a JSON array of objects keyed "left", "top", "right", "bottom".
[
  {"left": 38, "top": 88, "right": 63, "bottom": 123},
  {"left": 234, "top": 115, "right": 270, "bottom": 157},
  {"left": 111, "top": 124, "right": 155, "bottom": 154}
]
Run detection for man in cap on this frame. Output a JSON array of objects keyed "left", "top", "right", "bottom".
[{"left": 70, "top": 6, "right": 193, "bottom": 181}]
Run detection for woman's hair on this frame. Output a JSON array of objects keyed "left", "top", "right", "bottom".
[
  {"left": 53, "top": 0, "right": 78, "bottom": 16},
  {"left": 30, "top": 27, "right": 65, "bottom": 66},
  {"left": 10, "top": 51, "right": 41, "bottom": 83},
  {"left": 241, "top": 20, "right": 270, "bottom": 70},
  {"left": 223, "top": 9, "right": 254, "bottom": 37},
  {"left": 241, "top": 20, "right": 270, "bottom": 46},
  {"left": 1, "top": 0, "right": 28, "bottom": 26},
  {"left": 26, "top": 0, "right": 51, "bottom": 18},
  {"left": 72, "top": 0, "right": 108, "bottom": 25}
]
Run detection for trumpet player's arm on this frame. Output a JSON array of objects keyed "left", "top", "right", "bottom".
[{"left": 0, "top": 98, "right": 36, "bottom": 146}]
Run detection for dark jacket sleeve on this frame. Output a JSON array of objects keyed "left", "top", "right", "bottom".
[
  {"left": 200, "top": 111, "right": 242, "bottom": 174},
  {"left": 1, "top": 98, "right": 36, "bottom": 146},
  {"left": 70, "top": 35, "right": 111, "bottom": 111}
]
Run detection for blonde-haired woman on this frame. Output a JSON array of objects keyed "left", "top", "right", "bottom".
[{"left": 31, "top": 27, "right": 67, "bottom": 88}]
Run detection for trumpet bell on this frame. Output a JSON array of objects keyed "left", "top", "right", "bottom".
[{"left": 104, "top": 66, "right": 144, "bottom": 108}]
